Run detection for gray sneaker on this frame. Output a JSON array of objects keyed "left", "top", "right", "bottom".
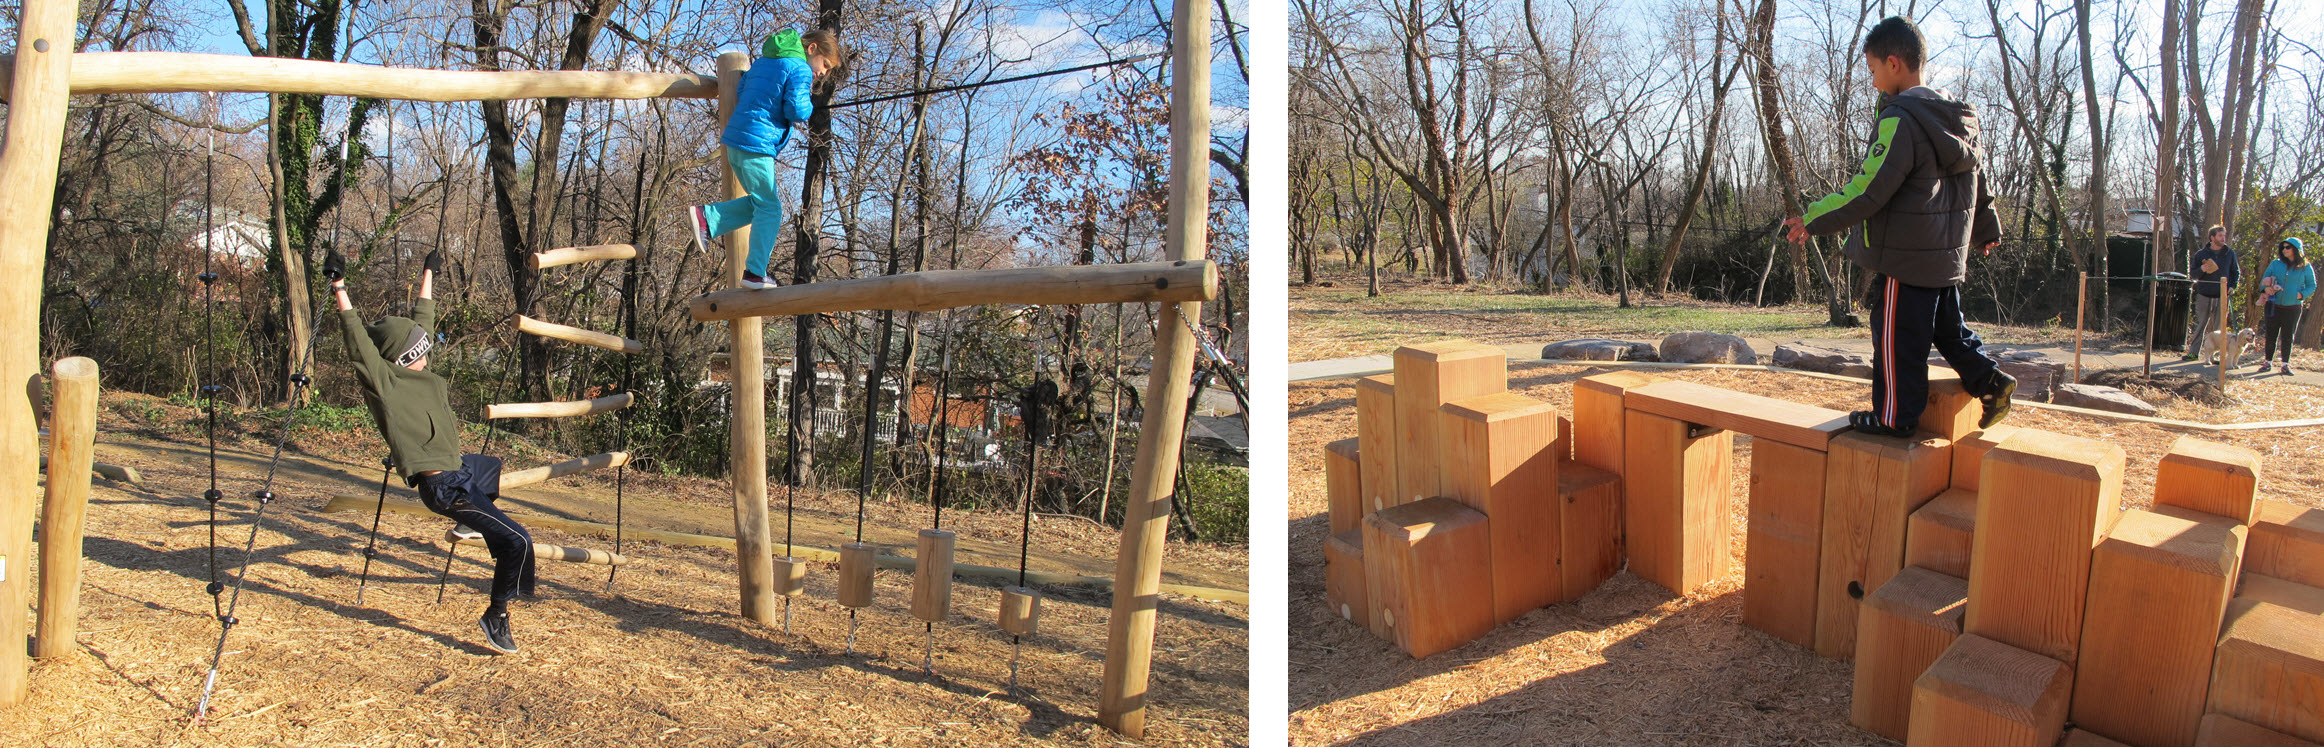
[{"left": 479, "top": 611, "right": 518, "bottom": 654}]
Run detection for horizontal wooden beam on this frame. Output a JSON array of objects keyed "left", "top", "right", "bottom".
[
  {"left": 1624, "top": 379, "right": 1852, "bottom": 451},
  {"left": 516, "top": 315, "right": 642, "bottom": 354},
  {"left": 483, "top": 392, "right": 635, "bottom": 420},
  {"left": 500, "top": 451, "right": 629, "bottom": 490},
  {"left": 445, "top": 529, "right": 628, "bottom": 565},
  {"left": 0, "top": 52, "right": 715, "bottom": 103},
  {"left": 689, "top": 260, "right": 1217, "bottom": 322},
  {"left": 530, "top": 243, "right": 637, "bottom": 270}
]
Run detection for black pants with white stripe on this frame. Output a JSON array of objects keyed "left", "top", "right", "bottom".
[
  {"left": 415, "top": 454, "right": 535, "bottom": 606},
  {"left": 1867, "top": 275, "right": 2004, "bottom": 430}
]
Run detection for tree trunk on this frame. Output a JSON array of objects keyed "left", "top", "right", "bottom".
[
  {"left": 1655, "top": 21, "right": 1742, "bottom": 294},
  {"left": 2077, "top": 0, "right": 2110, "bottom": 330},
  {"left": 788, "top": 0, "right": 846, "bottom": 487}
]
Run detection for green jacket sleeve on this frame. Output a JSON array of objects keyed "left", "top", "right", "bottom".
[
  {"left": 414, "top": 297, "right": 436, "bottom": 334},
  {"left": 1802, "top": 113, "right": 1916, "bottom": 236},
  {"left": 338, "top": 308, "right": 391, "bottom": 384}
]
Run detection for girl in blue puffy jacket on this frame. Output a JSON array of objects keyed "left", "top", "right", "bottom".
[
  {"left": 2260, "top": 237, "right": 2316, "bottom": 374},
  {"left": 688, "top": 28, "right": 841, "bottom": 289}
]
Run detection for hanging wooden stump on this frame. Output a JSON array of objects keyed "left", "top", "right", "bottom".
[
  {"left": 910, "top": 530, "right": 956, "bottom": 623},
  {"left": 837, "top": 543, "right": 877, "bottom": 609},
  {"left": 772, "top": 555, "right": 807, "bottom": 597},
  {"left": 1001, "top": 586, "right": 1041, "bottom": 637}
]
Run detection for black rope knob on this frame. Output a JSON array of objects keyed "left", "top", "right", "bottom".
[
  {"left": 206, "top": 581, "right": 225, "bottom": 595},
  {"left": 219, "top": 614, "right": 238, "bottom": 626},
  {"left": 289, "top": 373, "right": 311, "bottom": 386},
  {"left": 197, "top": 272, "right": 218, "bottom": 284},
  {"left": 203, "top": 489, "right": 224, "bottom": 503},
  {"left": 382, "top": 457, "right": 396, "bottom": 468},
  {"left": 200, "top": 384, "right": 222, "bottom": 396},
  {"left": 251, "top": 490, "right": 275, "bottom": 503}
]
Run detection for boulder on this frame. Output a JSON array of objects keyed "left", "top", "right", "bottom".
[
  {"left": 1773, "top": 342, "right": 1874, "bottom": 378},
  {"left": 1543, "top": 338, "right": 1659, "bottom": 362},
  {"left": 1996, "top": 359, "right": 2055, "bottom": 402},
  {"left": 1659, "top": 331, "right": 1757, "bottom": 365},
  {"left": 2051, "top": 383, "right": 2159, "bottom": 417}
]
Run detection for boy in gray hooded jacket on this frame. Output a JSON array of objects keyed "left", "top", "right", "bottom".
[{"left": 1785, "top": 16, "right": 2015, "bottom": 437}]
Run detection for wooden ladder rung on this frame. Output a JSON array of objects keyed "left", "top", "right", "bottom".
[
  {"left": 529, "top": 243, "right": 637, "bottom": 270},
  {"left": 500, "top": 451, "right": 631, "bottom": 490},
  {"left": 484, "top": 392, "right": 636, "bottom": 420},
  {"left": 516, "top": 315, "right": 642, "bottom": 354}
]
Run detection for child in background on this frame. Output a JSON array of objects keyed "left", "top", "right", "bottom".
[
  {"left": 2261, "top": 238, "right": 2316, "bottom": 374},
  {"left": 687, "top": 29, "right": 843, "bottom": 289}
]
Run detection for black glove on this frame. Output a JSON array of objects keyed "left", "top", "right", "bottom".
[
  {"left": 322, "top": 250, "right": 345, "bottom": 282},
  {"left": 424, "top": 249, "right": 445, "bottom": 274}
]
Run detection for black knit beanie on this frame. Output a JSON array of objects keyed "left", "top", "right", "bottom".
[{"left": 365, "top": 317, "right": 434, "bottom": 367}]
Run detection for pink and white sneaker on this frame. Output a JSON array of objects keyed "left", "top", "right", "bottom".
[{"left": 688, "top": 205, "right": 712, "bottom": 251}]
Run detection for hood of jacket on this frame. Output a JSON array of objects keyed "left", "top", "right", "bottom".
[
  {"left": 763, "top": 28, "right": 806, "bottom": 60},
  {"left": 1883, "top": 89, "right": 1982, "bottom": 176}
]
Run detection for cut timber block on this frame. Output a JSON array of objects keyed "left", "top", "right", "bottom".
[
  {"left": 1559, "top": 462, "right": 1623, "bottom": 602},
  {"left": 2155, "top": 436, "right": 2263, "bottom": 524},
  {"left": 1817, "top": 432, "right": 1953, "bottom": 660},
  {"left": 1323, "top": 528, "right": 1369, "bottom": 628},
  {"left": 1556, "top": 415, "right": 1573, "bottom": 463},
  {"left": 1950, "top": 425, "right": 2022, "bottom": 492},
  {"left": 1908, "top": 633, "right": 2074, "bottom": 747},
  {"left": 910, "top": 529, "right": 956, "bottom": 623},
  {"left": 2208, "top": 586, "right": 2324, "bottom": 742},
  {"left": 2072, "top": 506, "right": 2247, "bottom": 746},
  {"left": 1851, "top": 566, "right": 1968, "bottom": 741},
  {"left": 2250, "top": 500, "right": 2324, "bottom": 589},
  {"left": 2198, "top": 713, "right": 2321, "bottom": 746},
  {"left": 1966, "top": 431, "right": 2125, "bottom": 664},
  {"left": 2240, "top": 572, "right": 2324, "bottom": 616},
  {"left": 1624, "top": 379, "right": 1851, "bottom": 451},
  {"left": 1355, "top": 375, "right": 1399, "bottom": 514},
  {"left": 1906, "top": 488, "right": 1978, "bottom": 579},
  {"left": 772, "top": 555, "right": 806, "bottom": 596},
  {"left": 1323, "top": 438, "right": 1362, "bottom": 535},
  {"left": 1573, "top": 371, "right": 1659, "bottom": 476},
  {"left": 1391, "top": 342, "right": 1507, "bottom": 504},
  {"left": 1622, "top": 410, "right": 1733, "bottom": 595},
  {"left": 999, "top": 586, "right": 1041, "bottom": 637},
  {"left": 837, "top": 542, "right": 876, "bottom": 608},
  {"left": 1744, "top": 440, "right": 1827, "bottom": 648},
  {"left": 1921, "top": 367, "right": 1981, "bottom": 441},
  {"left": 2061, "top": 728, "right": 2130, "bottom": 746},
  {"left": 1364, "top": 497, "right": 1495, "bottom": 659},
  {"left": 1440, "top": 393, "right": 1563, "bottom": 621}
]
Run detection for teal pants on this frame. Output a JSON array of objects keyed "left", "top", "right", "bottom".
[{"left": 701, "top": 146, "right": 783, "bottom": 279}]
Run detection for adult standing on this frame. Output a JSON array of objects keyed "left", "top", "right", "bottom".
[
  {"left": 2188, "top": 225, "right": 2241, "bottom": 364},
  {"left": 2261, "top": 238, "right": 2315, "bottom": 374}
]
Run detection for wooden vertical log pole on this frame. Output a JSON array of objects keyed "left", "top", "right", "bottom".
[
  {"left": 1098, "top": 0, "right": 1209, "bottom": 735},
  {"left": 34, "top": 357, "right": 96, "bottom": 659},
  {"left": 0, "top": 0, "right": 72, "bottom": 705},
  {"left": 2074, "top": 271, "right": 2086, "bottom": 384},
  {"left": 717, "top": 51, "right": 776, "bottom": 625}
]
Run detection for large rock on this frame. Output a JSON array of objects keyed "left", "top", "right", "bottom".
[
  {"left": 2051, "top": 383, "right": 2159, "bottom": 416},
  {"left": 1660, "top": 331, "right": 1758, "bottom": 365},
  {"left": 1543, "top": 338, "right": 1659, "bottom": 362},
  {"left": 1995, "top": 359, "right": 2055, "bottom": 402},
  {"left": 1773, "top": 342, "right": 1873, "bottom": 378}
]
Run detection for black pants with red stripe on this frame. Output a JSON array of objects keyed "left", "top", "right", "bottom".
[{"left": 1867, "top": 275, "right": 2004, "bottom": 430}]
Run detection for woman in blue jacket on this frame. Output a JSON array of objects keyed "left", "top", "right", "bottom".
[
  {"left": 689, "top": 29, "right": 841, "bottom": 289},
  {"left": 2261, "top": 237, "right": 2316, "bottom": 374}
]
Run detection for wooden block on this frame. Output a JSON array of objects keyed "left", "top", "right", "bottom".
[
  {"left": 910, "top": 529, "right": 956, "bottom": 623},
  {"left": 1440, "top": 393, "right": 1563, "bottom": 621},
  {"left": 2208, "top": 589, "right": 2324, "bottom": 742},
  {"left": 999, "top": 586, "right": 1041, "bottom": 637},
  {"left": 1364, "top": 497, "right": 1496, "bottom": 658},
  {"left": 1356, "top": 375, "right": 1399, "bottom": 514},
  {"left": 1622, "top": 410, "right": 1733, "bottom": 595},
  {"left": 1555, "top": 415, "right": 1572, "bottom": 463},
  {"left": 1623, "top": 379, "right": 1851, "bottom": 451},
  {"left": 2239, "top": 572, "right": 2324, "bottom": 616},
  {"left": 1323, "top": 438, "right": 1363, "bottom": 535},
  {"left": 1817, "top": 432, "right": 1953, "bottom": 660},
  {"left": 1744, "top": 440, "right": 1827, "bottom": 648},
  {"left": 1392, "top": 342, "right": 1507, "bottom": 505},
  {"left": 1323, "top": 528, "right": 1369, "bottom": 629},
  {"left": 1908, "top": 633, "right": 2074, "bottom": 747},
  {"left": 837, "top": 542, "right": 877, "bottom": 608},
  {"left": 1950, "top": 425, "right": 2022, "bottom": 492},
  {"left": 2061, "top": 728, "right": 2130, "bottom": 746},
  {"left": 1966, "top": 431, "right": 2125, "bottom": 664},
  {"left": 2072, "top": 506, "right": 2247, "bottom": 746},
  {"left": 1921, "top": 367, "right": 1980, "bottom": 441},
  {"left": 1573, "top": 371, "right": 1659, "bottom": 477},
  {"left": 772, "top": 555, "right": 807, "bottom": 596},
  {"left": 1851, "top": 566, "right": 1968, "bottom": 741},
  {"left": 2156, "top": 436, "right": 2263, "bottom": 524},
  {"left": 1558, "top": 461, "right": 1623, "bottom": 600},
  {"left": 2251, "top": 500, "right": 2324, "bottom": 589},
  {"left": 2198, "top": 713, "right": 2321, "bottom": 746},
  {"left": 1906, "top": 488, "right": 1978, "bottom": 579}
]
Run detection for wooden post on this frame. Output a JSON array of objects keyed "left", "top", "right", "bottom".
[
  {"left": 1621, "top": 411, "right": 1733, "bottom": 595},
  {"left": 2208, "top": 589, "right": 2324, "bottom": 741},
  {"left": 837, "top": 542, "right": 876, "bottom": 609},
  {"left": 34, "top": 357, "right": 97, "bottom": 659},
  {"left": 689, "top": 261, "right": 1215, "bottom": 320},
  {"left": 0, "top": 50, "right": 719, "bottom": 102},
  {"left": 1390, "top": 341, "right": 1506, "bottom": 504},
  {"left": 2220, "top": 278, "right": 2231, "bottom": 393},
  {"left": 1354, "top": 375, "right": 1397, "bottom": 514},
  {"left": 1949, "top": 424, "right": 2020, "bottom": 492},
  {"left": 2072, "top": 506, "right": 2245, "bottom": 745},
  {"left": 0, "top": 0, "right": 74, "bottom": 705},
  {"left": 1815, "top": 432, "right": 1952, "bottom": 660},
  {"left": 717, "top": 51, "right": 776, "bottom": 626},
  {"left": 1966, "top": 431, "right": 2125, "bottom": 664},
  {"left": 1851, "top": 566, "right": 1967, "bottom": 741},
  {"left": 1572, "top": 371, "right": 1660, "bottom": 477},
  {"left": 1905, "top": 488, "right": 1978, "bottom": 579},
  {"left": 1000, "top": 586, "right": 1041, "bottom": 636},
  {"left": 1438, "top": 393, "right": 1561, "bottom": 622},
  {"left": 1744, "top": 440, "right": 1827, "bottom": 648},
  {"left": 1909, "top": 633, "right": 2075, "bottom": 746},
  {"left": 1322, "top": 438, "right": 1361, "bottom": 535},
  {"left": 1557, "top": 462, "right": 1623, "bottom": 601},
  {"left": 1322, "top": 528, "right": 1367, "bottom": 628},
  {"left": 2154, "top": 436, "right": 2262, "bottom": 524},
  {"left": 1920, "top": 368, "right": 1980, "bottom": 441},
  {"left": 2075, "top": 271, "right": 2087, "bottom": 383},
  {"left": 1097, "top": 0, "right": 1209, "bottom": 731},
  {"left": 1362, "top": 497, "right": 1494, "bottom": 658},
  {"left": 2248, "top": 500, "right": 2324, "bottom": 596}
]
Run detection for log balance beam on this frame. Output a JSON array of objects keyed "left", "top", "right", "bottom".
[
  {"left": 445, "top": 528, "right": 627, "bottom": 566},
  {"left": 0, "top": 51, "right": 716, "bottom": 103},
  {"left": 688, "top": 260, "right": 1216, "bottom": 321}
]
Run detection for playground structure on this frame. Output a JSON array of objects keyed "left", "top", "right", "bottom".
[
  {"left": 0, "top": 0, "right": 1220, "bottom": 739},
  {"left": 1320, "top": 338, "right": 2324, "bottom": 745}
]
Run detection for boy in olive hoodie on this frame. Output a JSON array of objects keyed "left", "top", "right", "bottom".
[
  {"left": 1784, "top": 16, "right": 2015, "bottom": 437},
  {"left": 330, "top": 250, "right": 532, "bottom": 654}
]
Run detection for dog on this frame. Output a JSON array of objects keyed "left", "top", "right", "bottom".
[{"left": 2204, "top": 327, "right": 2260, "bottom": 365}]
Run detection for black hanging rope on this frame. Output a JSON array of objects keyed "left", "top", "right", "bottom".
[
  {"left": 1017, "top": 377, "right": 1057, "bottom": 589},
  {"left": 199, "top": 127, "right": 223, "bottom": 609},
  {"left": 828, "top": 51, "right": 1165, "bottom": 110}
]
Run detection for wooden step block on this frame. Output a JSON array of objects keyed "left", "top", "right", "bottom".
[
  {"left": 1364, "top": 497, "right": 1496, "bottom": 658},
  {"left": 2198, "top": 713, "right": 2321, "bottom": 746},
  {"left": 1624, "top": 379, "right": 1852, "bottom": 451},
  {"left": 1623, "top": 410, "right": 1734, "bottom": 595},
  {"left": 1559, "top": 461, "right": 1622, "bottom": 600},
  {"left": 1324, "top": 438, "right": 1363, "bottom": 535},
  {"left": 1966, "top": 431, "right": 2125, "bottom": 664},
  {"left": 2250, "top": 500, "right": 2324, "bottom": 589},
  {"left": 2156, "top": 436, "right": 2263, "bottom": 524},
  {"left": 999, "top": 586, "right": 1041, "bottom": 637},
  {"left": 1392, "top": 342, "right": 1507, "bottom": 505},
  {"left": 1817, "top": 432, "right": 1953, "bottom": 660},
  {"left": 772, "top": 555, "right": 807, "bottom": 596},
  {"left": 1907, "top": 488, "right": 1978, "bottom": 579},
  {"left": 1324, "top": 528, "right": 1369, "bottom": 628},
  {"left": 1356, "top": 375, "right": 1400, "bottom": 514},
  {"left": 1909, "top": 633, "right": 2074, "bottom": 746},
  {"left": 2208, "top": 587, "right": 2324, "bottom": 742},
  {"left": 2061, "top": 728, "right": 2129, "bottom": 746},
  {"left": 1950, "top": 425, "right": 2022, "bottom": 492},
  {"left": 1744, "top": 440, "right": 1827, "bottom": 648},
  {"left": 2072, "top": 506, "right": 2247, "bottom": 746},
  {"left": 1573, "top": 371, "right": 1659, "bottom": 476},
  {"left": 1851, "top": 566, "right": 1968, "bottom": 741},
  {"left": 1556, "top": 415, "right": 1573, "bottom": 463},
  {"left": 910, "top": 530, "right": 956, "bottom": 623},
  {"left": 2239, "top": 572, "right": 2324, "bottom": 616},
  {"left": 1441, "top": 393, "right": 1563, "bottom": 621},
  {"left": 1921, "top": 367, "right": 1980, "bottom": 441},
  {"left": 838, "top": 542, "right": 877, "bottom": 608}
]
